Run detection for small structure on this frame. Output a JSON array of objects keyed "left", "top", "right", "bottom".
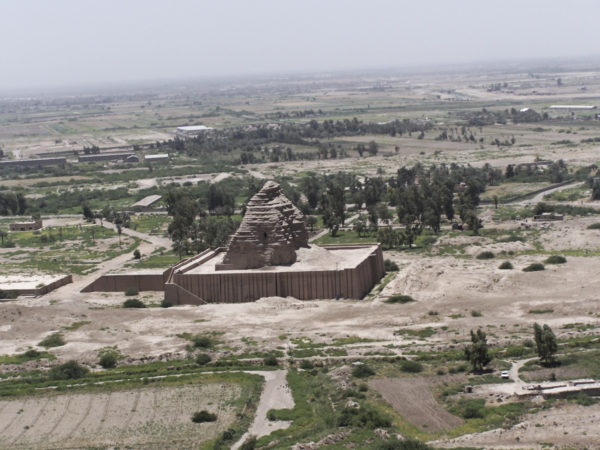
[
  {"left": 0, "top": 274, "right": 72, "bottom": 298},
  {"left": 78, "top": 153, "right": 134, "bottom": 163},
  {"left": 144, "top": 153, "right": 169, "bottom": 162},
  {"left": 0, "top": 157, "right": 66, "bottom": 169},
  {"left": 131, "top": 195, "right": 162, "bottom": 212},
  {"left": 10, "top": 219, "right": 42, "bottom": 232},
  {"left": 533, "top": 212, "right": 564, "bottom": 221},
  {"left": 125, "top": 154, "right": 140, "bottom": 163},
  {"left": 176, "top": 125, "right": 214, "bottom": 137},
  {"left": 550, "top": 105, "right": 597, "bottom": 110}
]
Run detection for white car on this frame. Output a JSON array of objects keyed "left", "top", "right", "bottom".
[{"left": 501, "top": 371, "right": 510, "bottom": 379}]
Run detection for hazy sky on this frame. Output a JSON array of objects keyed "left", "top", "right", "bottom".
[{"left": 2, "top": 0, "right": 600, "bottom": 90}]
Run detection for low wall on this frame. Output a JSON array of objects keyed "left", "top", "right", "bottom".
[
  {"left": 165, "top": 244, "right": 385, "bottom": 305},
  {"left": 1, "top": 274, "right": 73, "bottom": 298},
  {"left": 81, "top": 273, "right": 164, "bottom": 293}
]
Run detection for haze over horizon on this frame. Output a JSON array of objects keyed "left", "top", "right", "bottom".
[{"left": 2, "top": 0, "right": 600, "bottom": 92}]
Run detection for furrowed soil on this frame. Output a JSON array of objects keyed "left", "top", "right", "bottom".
[{"left": 0, "top": 383, "right": 241, "bottom": 449}]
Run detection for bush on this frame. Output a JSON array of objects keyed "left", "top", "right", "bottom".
[
  {"left": 24, "top": 349, "right": 41, "bottom": 358},
  {"left": 587, "top": 222, "right": 600, "bottom": 230},
  {"left": 38, "top": 332, "right": 66, "bottom": 348},
  {"left": 123, "top": 298, "right": 146, "bottom": 308},
  {"left": 240, "top": 436, "right": 257, "bottom": 450},
  {"left": 191, "top": 410, "right": 217, "bottom": 423},
  {"left": 160, "top": 298, "right": 173, "bottom": 308},
  {"left": 99, "top": 352, "right": 117, "bottom": 369},
  {"left": 263, "top": 355, "right": 278, "bottom": 366},
  {"left": 196, "top": 353, "right": 211, "bottom": 366},
  {"left": 124, "top": 287, "right": 139, "bottom": 296},
  {"left": 374, "top": 438, "right": 432, "bottom": 450},
  {"left": 471, "top": 310, "right": 482, "bottom": 317},
  {"left": 476, "top": 251, "right": 495, "bottom": 260},
  {"left": 337, "top": 404, "right": 391, "bottom": 428},
  {"left": 400, "top": 359, "right": 423, "bottom": 373},
  {"left": 523, "top": 263, "right": 545, "bottom": 272},
  {"left": 498, "top": 261, "right": 513, "bottom": 270},
  {"left": 133, "top": 249, "right": 141, "bottom": 259},
  {"left": 384, "top": 259, "right": 399, "bottom": 271},
  {"left": 299, "top": 359, "right": 314, "bottom": 369},
  {"left": 385, "top": 294, "right": 415, "bottom": 304},
  {"left": 352, "top": 364, "right": 375, "bottom": 378},
  {"left": 544, "top": 255, "right": 566, "bottom": 264},
  {"left": 48, "top": 360, "right": 89, "bottom": 380},
  {"left": 192, "top": 335, "right": 213, "bottom": 348}
]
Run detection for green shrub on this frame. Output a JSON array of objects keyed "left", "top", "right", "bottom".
[
  {"left": 191, "top": 410, "right": 217, "bottom": 423},
  {"left": 263, "top": 355, "right": 278, "bottom": 366},
  {"left": 587, "top": 223, "right": 600, "bottom": 230},
  {"left": 498, "top": 261, "right": 513, "bottom": 270},
  {"left": 385, "top": 294, "right": 415, "bottom": 304},
  {"left": 195, "top": 353, "right": 211, "bottom": 366},
  {"left": 240, "top": 436, "right": 257, "bottom": 450},
  {"left": 192, "top": 335, "right": 213, "bottom": 348},
  {"left": 358, "top": 383, "right": 368, "bottom": 392},
  {"left": 523, "top": 263, "right": 545, "bottom": 272},
  {"left": 374, "top": 438, "right": 432, "bottom": 450},
  {"left": 476, "top": 251, "right": 495, "bottom": 260},
  {"left": 38, "top": 332, "right": 66, "bottom": 348},
  {"left": 400, "top": 359, "right": 423, "bottom": 373},
  {"left": 48, "top": 360, "right": 89, "bottom": 380},
  {"left": 471, "top": 310, "right": 482, "bottom": 317},
  {"left": 133, "top": 249, "right": 141, "bottom": 259},
  {"left": 352, "top": 364, "right": 375, "bottom": 378},
  {"left": 99, "top": 352, "right": 117, "bottom": 369},
  {"left": 160, "top": 298, "right": 173, "bottom": 308},
  {"left": 337, "top": 404, "right": 391, "bottom": 428},
  {"left": 24, "top": 349, "right": 41, "bottom": 358},
  {"left": 544, "top": 255, "right": 566, "bottom": 264},
  {"left": 124, "top": 287, "right": 139, "bottom": 296},
  {"left": 299, "top": 360, "right": 314, "bottom": 369},
  {"left": 384, "top": 259, "right": 399, "bottom": 271},
  {"left": 123, "top": 298, "right": 146, "bottom": 308}
]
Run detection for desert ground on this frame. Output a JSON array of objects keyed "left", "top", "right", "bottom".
[{"left": 2, "top": 63, "right": 600, "bottom": 448}]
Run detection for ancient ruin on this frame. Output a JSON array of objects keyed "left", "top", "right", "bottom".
[
  {"left": 83, "top": 180, "right": 385, "bottom": 304},
  {"left": 217, "top": 181, "right": 308, "bottom": 270}
]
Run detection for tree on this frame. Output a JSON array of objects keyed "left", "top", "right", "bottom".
[
  {"left": 592, "top": 179, "right": 600, "bottom": 201},
  {"left": 353, "top": 214, "right": 368, "bottom": 237},
  {"left": 464, "top": 328, "right": 491, "bottom": 372},
  {"left": 533, "top": 323, "right": 557, "bottom": 365},
  {"left": 367, "top": 140, "right": 378, "bottom": 156},
  {"left": 82, "top": 204, "right": 94, "bottom": 221},
  {"left": 0, "top": 229, "right": 6, "bottom": 245}
]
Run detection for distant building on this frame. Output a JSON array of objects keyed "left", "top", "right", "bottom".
[
  {"left": 131, "top": 195, "right": 162, "bottom": 212},
  {"left": 550, "top": 105, "right": 597, "bottom": 110},
  {"left": 78, "top": 153, "right": 134, "bottom": 163},
  {"left": 176, "top": 125, "right": 214, "bottom": 137},
  {"left": 0, "top": 158, "right": 66, "bottom": 169},
  {"left": 10, "top": 219, "right": 42, "bottom": 232},
  {"left": 144, "top": 153, "right": 169, "bottom": 162}
]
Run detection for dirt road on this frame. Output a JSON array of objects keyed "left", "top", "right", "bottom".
[{"left": 232, "top": 370, "right": 294, "bottom": 450}]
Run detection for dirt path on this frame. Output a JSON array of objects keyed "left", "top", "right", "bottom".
[
  {"left": 232, "top": 369, "right": 294, "bottom": 450},
  {"left": 520, "top": 181, "right": 584, "bottom": 206}
]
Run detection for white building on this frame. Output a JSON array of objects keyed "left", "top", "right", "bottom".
[{"left": 176, "top": 125, "right": 214, "bottom": 137}]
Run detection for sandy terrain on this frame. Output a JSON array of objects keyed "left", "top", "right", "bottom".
[
  {"left": 0, "top": 383, "right": 241, "bottom": 449},
  {"left": 431, "top": 403, "right": 600, "bottom": 449}
]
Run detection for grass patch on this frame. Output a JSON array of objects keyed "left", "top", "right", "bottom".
[
  {"left": 394, "top": 327, "right": 437, "bottom": 339},
  {"left": 0, "top": 350, "right": 55, "bottom": 365},
  {"left": 38, "top": 332, "right": 66, "bottom": 348},
  {"left": 63, "top": 320, "right": 91, "bottom": 331},
  {"left": 528, "top": 308, "right": 554, "bottom": 314},
  {"left": 476, "top": 251, "right": 495, "bottom": 260},
  {"left": 587, "top": 223, "right": 600, "bottom": 230},
  {"left": 523, "top": 263, "right": 544, "bottom": 272},
  {"left": 544, "top": 255, "right": 566, "bottom": 264},
  {"left": 386, "top": 294, "right": 415, "bottom": 304}
]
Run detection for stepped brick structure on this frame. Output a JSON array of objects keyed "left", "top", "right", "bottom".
[
  {"left": 83, "top": 180, "right": 385, "bottom": 304},
  {"left": 217, "top": 181, "right": 308, "bottom": 270}
]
